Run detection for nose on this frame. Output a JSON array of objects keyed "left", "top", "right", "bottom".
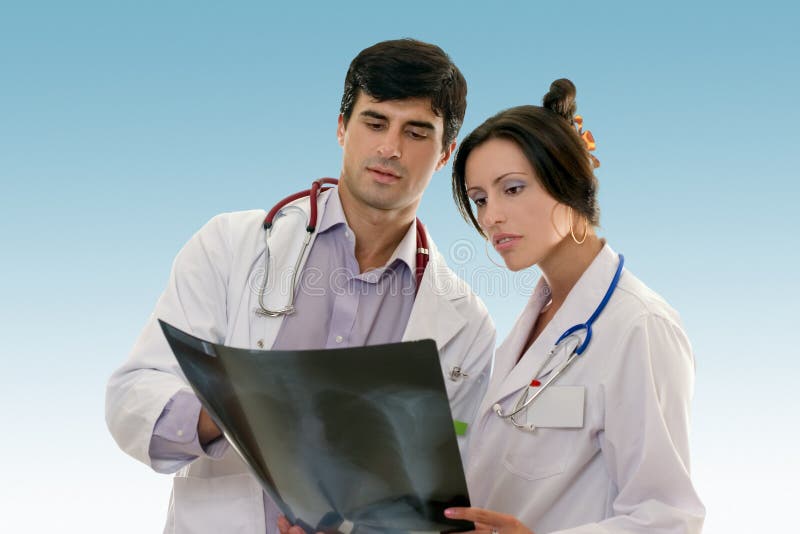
[
  {"left": 480, "top": 197, "right": 506, "bottom": 230},
  {"left": 376, "top": 129, "right": 402, "bottom": 159}
]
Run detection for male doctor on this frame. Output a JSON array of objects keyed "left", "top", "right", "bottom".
[{"left": 106, "top": 39, "right": 495, "bottom": 534}]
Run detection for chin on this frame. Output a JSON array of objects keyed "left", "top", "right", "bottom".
[
  {"left": 502, "top": 254, "right": 538, "bottom": 272},
  {"left": 498, "top": 256, "right": 521, "bottom": 272}
]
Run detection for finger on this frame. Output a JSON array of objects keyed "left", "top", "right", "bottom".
[
  {"left": 446, "top": 506, "right": 492, "bottom": 523},
  {"left": 446, "top": 507, "right": 516, "bottom": 527},
  {"left": 277, "top": 516, "right": 291, "bottom": 534},
  {"left": 465, "top": 528, "right": 495, "bottom": 534},
  {"left": 288, "top": 527, "right": 306, "bottom": 534},
  {"left": 444, "top": 507, "right": 469, "bottom": 519}
]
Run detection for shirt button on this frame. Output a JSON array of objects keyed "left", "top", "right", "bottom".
[
  {"left": 176, "top": 429, "right": 184, "bottom": 437},
  {"left": 257, "top": 339, "right": 264, "bottom": 348},
  {"left": 335, "top": 335, "right": 343, "bottom": 344}
]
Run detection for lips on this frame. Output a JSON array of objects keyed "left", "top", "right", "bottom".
[
  {"left": 367, "top": 165, "right": 401, "bottom": 183},
  {"left": 492, "top": 233, "right": 522, "bottom": 251}
]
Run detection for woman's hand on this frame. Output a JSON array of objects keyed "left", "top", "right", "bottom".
[{"left": 445, "top": 507, "right": 534, "bottom": 534}]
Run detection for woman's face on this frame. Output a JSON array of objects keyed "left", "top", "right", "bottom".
[{"left": 464, "top": 137, "right": 570, "bottom": 272}]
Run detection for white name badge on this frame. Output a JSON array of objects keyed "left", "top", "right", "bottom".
[{"left": 525, "top": 385, "right": 585, "bottom": 428}]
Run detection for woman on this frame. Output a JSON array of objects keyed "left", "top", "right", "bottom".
[{"left": 444, "top": 79, "right": 705, "bottom": 534}]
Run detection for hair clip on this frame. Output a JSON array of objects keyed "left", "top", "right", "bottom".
[{"left": 573, "top": 115, "right": 600, "bottom": 169}]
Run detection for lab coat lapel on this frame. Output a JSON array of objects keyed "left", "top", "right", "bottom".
[
  {"left": 402, "top": 242, "right": 468, "bottom": 350},
  {"left": 477, "top": 278, "right": 554, "bottom": 419}
]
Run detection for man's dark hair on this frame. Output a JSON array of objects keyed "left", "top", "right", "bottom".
[{"left": 340, "top": 38, "right": 467, "bottom": 148}]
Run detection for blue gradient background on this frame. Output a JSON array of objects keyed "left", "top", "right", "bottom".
[{"left": 1, "top": 2, "right": 796, "bottom": 532}]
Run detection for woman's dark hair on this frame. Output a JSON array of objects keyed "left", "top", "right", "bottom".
[
  {"left": 340, "top": 38, "right": 467, "bottom": 148},
  {"left": 452, "top": 78, "right": 599, "bottom": 236}
]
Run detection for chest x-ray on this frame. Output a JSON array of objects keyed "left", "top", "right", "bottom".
[{"left": 159, "top": 320, "right": 472, "bottom": 533}]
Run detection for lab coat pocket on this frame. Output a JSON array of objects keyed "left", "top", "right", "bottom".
[
  {"left": 502, "top": 427, "right": 580, "bottom": 481},
  {"left": 501, "top": 386, "right": 584, "bottom": 481},
  {"left": 172, "top": 473, "right": 263, "bottom": 534}
]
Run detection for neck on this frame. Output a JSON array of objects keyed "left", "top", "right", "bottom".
[
  {"left": 337, "top": 184, "right": 418, "bottom": 273},
  {"left": 538, "top": 233, "right": 604, "bottom": 307}
]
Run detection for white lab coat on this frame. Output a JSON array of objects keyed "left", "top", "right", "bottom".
[
  {"left": 106, "top": 189, "right": 495, "bottom": 534},
  {"left": 467, "top": 244, "right": 705, "bottom": 534}
]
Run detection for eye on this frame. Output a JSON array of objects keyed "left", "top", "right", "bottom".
[
  {"left": 406, "top": 128, "right": 428, "bottom": 140},
  {"left": 365, "top": 120, "right": 385, "bottom": 131},
  {"left": 504, "top": 184, "right": 525, "bottom": 195},
  {"left": 469, "top": 194, "right": 487, "bottom": 208}
]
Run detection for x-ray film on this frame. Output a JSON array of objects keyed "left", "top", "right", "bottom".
[{"left": 159, "top": 320, "right": 472, "bottom": 533}]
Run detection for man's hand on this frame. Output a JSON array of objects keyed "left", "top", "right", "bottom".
[
  {"left": 197, "top": 407, "right": 222, "bottom": 445},
  {"left": 278, "top": 515, "right": 320, "bottom": 534}
]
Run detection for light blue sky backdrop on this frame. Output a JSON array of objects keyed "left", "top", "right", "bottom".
[{"left": 2, "top": 2, "right": 797, "bottom": 532}]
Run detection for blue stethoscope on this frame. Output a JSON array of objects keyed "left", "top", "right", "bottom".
[{"left": 494, "top": 253, "right": 624, "bottom": 431}]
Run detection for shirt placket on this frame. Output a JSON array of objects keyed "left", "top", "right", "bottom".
[{"left": 326, "top": 231, "right": 360, "bottom": 348}]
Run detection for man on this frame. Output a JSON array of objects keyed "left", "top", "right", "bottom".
[{"left": 106, "top": 39, "right": 495, "bottom": 534}]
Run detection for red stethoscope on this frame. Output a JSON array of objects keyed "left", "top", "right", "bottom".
[{"left": 256, "top": 178, "right": 430, "bottom": 317}]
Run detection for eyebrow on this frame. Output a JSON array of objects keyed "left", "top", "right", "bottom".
[
  {"left": 359, "top": 110, "right": 436, "bottom": 131},
  {"left": 466, "top": 172, "right": 529, "bottom": 193}
]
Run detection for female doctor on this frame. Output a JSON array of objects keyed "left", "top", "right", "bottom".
[{"left": 445, "top": 79, "right": 705, "bottom": 534}]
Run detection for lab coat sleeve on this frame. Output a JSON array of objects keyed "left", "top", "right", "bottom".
[
  {"left": 552, "top": 313, "right": 705, "bottom": 534},
  {"left": 105, "top": 213, "right": 234, "bottom": 470}
]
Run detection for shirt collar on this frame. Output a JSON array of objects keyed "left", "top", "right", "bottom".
[
  {"left": 384, "top": 218, "right": 418, "bottom": 272},
  {"left": 317, "top": 187, "right": 347, "bottom": 234},
  {"left": 318, "top": 187, "right": 417, "bottom": 272}
]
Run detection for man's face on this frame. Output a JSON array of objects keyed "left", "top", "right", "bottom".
[{"left": 337, "top": 91, "right": 455, "bottom": 214}]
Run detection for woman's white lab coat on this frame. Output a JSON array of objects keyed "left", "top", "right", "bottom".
[
  {"left": 105, "top": 189, "right": 495, "bottom": 534},
  {"left": 467, "top": 244, "right": 705, "bottom": 534}
]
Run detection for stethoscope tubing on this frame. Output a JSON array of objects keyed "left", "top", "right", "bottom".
[
  {"left": 257, "top": 211, "right": 313, "bottom": 317},
  {"left": 263, "top": 178, "right": 339, "bottom": 231},
  {"left": 554, "top": 253, "right": 625, "bottom": 355}
]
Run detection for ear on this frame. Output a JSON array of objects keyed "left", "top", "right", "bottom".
[
  {"left": 435, "top": 140, "right": 457, "bottom": 171},
  {"left": 337, "top": 114, "right": 346, "bottom": 147},
  {"left": 550, "top": 202, "right": 571, "bottom": 239}
]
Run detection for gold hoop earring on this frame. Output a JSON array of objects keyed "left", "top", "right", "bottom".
[
  {"left": 568, "top": 208, "right": 588, "bottom": 245},
  {"left": 484, "top": 238, "right": 506, "bottom": 268}
]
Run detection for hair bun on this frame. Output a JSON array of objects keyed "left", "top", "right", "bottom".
[{"left": 542, "top": 78, "right": 577, "bottom": 122}]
